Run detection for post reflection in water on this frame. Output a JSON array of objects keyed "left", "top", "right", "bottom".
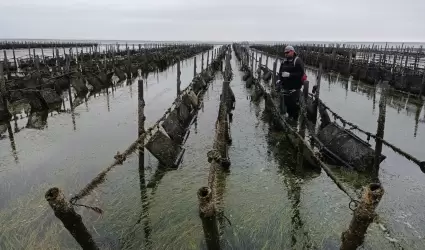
[
  {"left": 7, "top": 122, "right": 19, "bottom": 163},
  {"left": 138, "top": 147, "right": 152, "bottom": 250},
  {"left": 265, "top": 108, "right": 319, "bottom": 249},
  {"left": 106, "top": 87, "right": 110, "bottom": 112},
  {"left": 413, "top": 101, "right": 423, "bottom": 137}
]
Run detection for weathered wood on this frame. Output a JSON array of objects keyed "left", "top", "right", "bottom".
[
  {"left": 194, "top": 57, "right": 197, "bottom": 77},
  {"left": 138, "top": 80, "right": 145, "bottom": 136},
  {"left": 198, "top": 187, "right": 220, "bottom": 250},
  {"left": 41, "top": 46, "right": 45, "bottom": 63},
  {"left": 12, "top": 47, "right": 17, "bottom": 71},
  {"left": 3, "top": 50, "right": 10, "bottom": 78},
  {"left": 373, "top": 82, "right": 388, "bottom": 176},
  {"left": 177, "top": 61, "right": 181, "bottom": 96},
  {"left": 341, "top": 184, "right": 384, "bottom": 250},
  {"left": 45, "top": 187, "right": 99, "bottom": 250},
  {"left": 201, "top": 52, "right": 204, "bottom": 71}
]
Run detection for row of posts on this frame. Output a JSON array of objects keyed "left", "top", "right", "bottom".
[
  {"left": 42, "top": 47, "right": 221, "bottom": 250},
  {"left": 240, "top": 44, "right": 386, "bottom": 250},
  {"left": 197, "top": 47, "right": 233, "bottom": 250}
]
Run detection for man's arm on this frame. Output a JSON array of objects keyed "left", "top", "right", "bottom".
[{"left": 277, "top": 62, "right": 284, "bottom": 82}]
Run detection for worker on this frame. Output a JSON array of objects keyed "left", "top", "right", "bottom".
[{"left": 276, "top": 45, "right": 305, "bottom": 121}]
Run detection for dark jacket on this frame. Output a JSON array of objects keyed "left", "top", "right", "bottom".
[{"left": 278, "top": 55, "right": 305, "bottom": 91}]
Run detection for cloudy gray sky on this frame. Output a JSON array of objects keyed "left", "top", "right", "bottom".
[{"left": 1, "top": 0, "right": 424, "bottom": 42}]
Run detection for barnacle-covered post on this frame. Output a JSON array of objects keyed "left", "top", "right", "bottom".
[
  {"left": 45, "top": 187, "right": 99, "bottom": 250},
  {"left": 198, "top": 187, "right": 220, "bottom": 250},
  {"left": 341, "top": 183, "right": 384, "bottom": 250}
]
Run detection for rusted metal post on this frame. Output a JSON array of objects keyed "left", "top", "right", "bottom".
[
  {"left": 372, "top": 82, "right": 388, "bottom": 179},
  {"left": 197, "top": 187, "right": 220, "bottom": 250},
  {"left": 340, "top": 183, "right": 384, "bottom": 250},
  {"left": 177, "top": 61, "right": 181, "bottom": 96},
  {"left": 45, "top": 187, "right": 99, "bottom": 250}
]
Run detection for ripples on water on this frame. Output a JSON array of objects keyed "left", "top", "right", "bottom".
[{"left": 0, "top": 49, "right": 424, "bottom": 249}]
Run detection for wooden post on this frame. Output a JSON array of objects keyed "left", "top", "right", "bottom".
[
  {"left": 3, "top": 50, "right": 11, "bottom": 78},
  {"left": 45, "top": 188, "right": 99, "bottom": 250},
  {"left": 341, "top": 183, "right": 384, "bottom": 250},
  {"left": 313, "top": 63, "right": 322, "bottom": 127},
  {"left": 419, "top": 73, "right": 425, "bottom": 99},
  {"left": 41, "top": 46, "right": 45, "bottom": 63},
  {"left": 35, "top": 55, "right": 40, "bottom": 75},
  {"left": 56, "top": 48, "right": 60, "bottom": 67},
  {"left": 201, "top": 52, "right": 204, "bottom": 71},
  {"left": 271, "top": 58, "right": 278, "bottom": 97},
  {"left": 348, "top": 50, "right": 353, "bottom": 73},
  {"left": 127, "top": 48, "right": 131, "bottom": 79},
  {"left": 404, "top": 47, "right": 409, "bottom": 69},
  {"left": 372, "top": 82, "right": 388, "bottom": 179},
  {"left": 65, "top": 55, "right": 73, "bottom": 110},
  {"left": 0, "top": 63, "right": 9, "bottom": 114},
  {"left": 28, "top": 45, "right": 32, "bottom": 61},
  {"left": 194, "top": 57, "right": 197, "bottom": 77},
  {"left": 197, "top": 187, "right": 220, "bottom": 250},
  {"left": 138, "top": 80, "right": 145, "bottom": 136},
  {"left": 12, "top": 47, "right": 17, "bottom": 72},
  {"left": 207, "top": 50, "right": 210, "bottom": 68},
  {"left": 251, "top": 52, "right": 254, "bottom": 71},
  {"left": 177, "top": 61, "right": 181, "bottom": 96}
]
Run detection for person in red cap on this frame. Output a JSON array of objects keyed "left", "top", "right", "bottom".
[{"left": 276, "top": 45, "right": 306, "bottom": 121}]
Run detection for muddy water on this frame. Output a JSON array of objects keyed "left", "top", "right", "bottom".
[
  {"left": 256, "top": 50, "right": 425, "bottom": 249},
  {"left": 0, "top": 49, "right": 213, "bottom": 249}
]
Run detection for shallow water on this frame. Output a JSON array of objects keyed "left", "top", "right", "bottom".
[
  {"left": 0, "top": 49, "right": 213, "bottom": 249},
  {"left": 0, "top": 48, "right": 424, "bottom": 250},
  {"left": 256, "top": 50, "right": 425, "bottom": 249}
]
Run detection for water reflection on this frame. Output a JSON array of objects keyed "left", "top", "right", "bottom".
[
  {"left": 264, "top": 109, "right": 320, "bottom": 249},
  {"left": 138, "top": 148, "right": 152, "bottom": 250}
]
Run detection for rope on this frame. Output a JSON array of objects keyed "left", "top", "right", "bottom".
[
  {"left": 311, "top": 94, "right": 424, "bottom": 170},
  {"left": 69, "top": 51, "right": 227, "bottom": 210},
  {"left": 235, "top": 46, "right": 359, "bottom": 202},
  {"left": 246, "top": 47, "right": 424, "bottom": 172}
]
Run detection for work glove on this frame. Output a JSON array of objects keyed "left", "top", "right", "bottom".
[
  {"left": 275, "top": 80, "right": 282, "bottom": 92},
  {"left": 281, "top": 72, "right": 290, "bottom": 78}
]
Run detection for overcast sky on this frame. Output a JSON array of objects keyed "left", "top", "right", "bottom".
[{"left": 1, "top": 0, "right": 424, "bottom": 42}]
